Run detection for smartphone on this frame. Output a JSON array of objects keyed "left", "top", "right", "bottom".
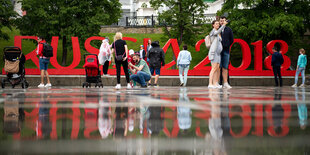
[{"left": 226, "top": 20, "right": 230, "bottom": 23}]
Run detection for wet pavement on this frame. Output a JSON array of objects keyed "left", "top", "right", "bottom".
[{"left": 0, "top": 86, "right": 309, "bottom": 154}]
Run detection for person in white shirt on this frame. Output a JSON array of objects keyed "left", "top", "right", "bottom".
[{"left": 177, "top": 45, "right": 192, "bottom": 86}]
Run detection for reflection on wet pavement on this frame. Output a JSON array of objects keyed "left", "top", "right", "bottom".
[{"left": 0, "top": 87, "right": 309, "bottom": 154}]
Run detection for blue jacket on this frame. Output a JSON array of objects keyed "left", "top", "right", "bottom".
[
  {"left": 297, "top": 54, "right": 307, "bottom": 68},
  {"left": 271, "top": 51, "right": 284, "bottom": 67}
]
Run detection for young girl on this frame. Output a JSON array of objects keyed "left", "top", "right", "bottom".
[{"left": 292, "top": 48, "right": 307, "bottom": 87}]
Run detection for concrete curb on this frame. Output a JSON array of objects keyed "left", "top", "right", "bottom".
[{"left": 0, "top": 75, "right": 300, "bottom": 87}]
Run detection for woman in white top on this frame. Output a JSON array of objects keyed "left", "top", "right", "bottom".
[{"left": 208, "top": 20, "right": 227, "bottom": 89}]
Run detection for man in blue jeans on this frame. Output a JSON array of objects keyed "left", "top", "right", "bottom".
[
  {"left": 219, "top": 16, "right": 234, "bottom": 89},
  {"left": 129, "top": 54, "right": 151, "bottom": 88}
]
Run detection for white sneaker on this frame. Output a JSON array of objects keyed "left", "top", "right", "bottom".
[
  {"left": 223, "top": 83, "right": 232, "bottom": 89},
  {"left": 127, "top": 83, "right": 132, "bottom": 89},
  {"left": 291, "top": 84, "right": 297, "bottom": 88},
  {"left": 299, "top": 84, "right": 305, "bottom": 87},
  {"left": 208, "top": 85, "right": 216, "bottom": 89},
  {"left": 45, "top": 83, "right": 52, "bottom": 87},
  {"left": 38, "top": 83, "right": 45, "bottom": 88},
  {"left": 115, "top": 84, "right": 121, "bottom": 89}
]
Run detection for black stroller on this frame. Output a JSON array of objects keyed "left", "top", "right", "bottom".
[
  {"left": 1, "top": 46, "right": 29, "bottom": 88},
  {"left": 82, "top": 54, "right": 103, "bottom": 88}
]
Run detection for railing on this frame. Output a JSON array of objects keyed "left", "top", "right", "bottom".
[{"left": 109, "top": 14, "right": 217, "bottom": 27}]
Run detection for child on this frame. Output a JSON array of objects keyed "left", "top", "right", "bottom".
[
  {"left": 127, "top": 49, "right": 136, "bottom": 87},
  {"left": 292, "top": 48, "right": 307, "bottom": 87},
  {"left": 177, "top": 44, "right": 192, "bottom": 86}
]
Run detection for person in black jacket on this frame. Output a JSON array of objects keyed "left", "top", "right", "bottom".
[
  {"left": 271, "top": 46, "right": 284, "bottom": 86},
  {"left": 219, "top": 16, "right": 234, "bottom": 89},
  {"left": 147, "top": 41, "right": 165, "bottom": 87}
]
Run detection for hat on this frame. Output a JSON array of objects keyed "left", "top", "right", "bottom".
[
  {"left": 140, "top": 45, "right": 144, "bottom": 48},
  {"left": 129, "top": 49, "right": 135, "bottom": 55}
]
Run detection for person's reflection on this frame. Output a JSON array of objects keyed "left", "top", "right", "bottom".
[
  {"left": 177, "top": 88, "right": 192, "bottom": 135},
  {"left": 3, "top": 95, "right": 24, "bottom": 134},
  {"left": 295, "top": 88, "right": 308, "bottom": 130},
  {"left": 114, "top": 93, "right": 128, "bottom": 138},
  {"left": 147, "top": 106, "right": 164, "bottom": 137},
  {"left": 37, "top": 94, "right": 51, "bottom": 139},
  {"left": 272, "top": 88, "right": 284, "bottom": 134},
  {"left": 98, "top": 94, "right": 113, "bottom": 139},
  {"left": 206, "top": 89, "right": 227, "bottom": 155}
]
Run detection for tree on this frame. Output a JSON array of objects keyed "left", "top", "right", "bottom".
[
  {"left": 150, "top": 0, "right": 208, "bottom": 45},
  {"left": 218, "top": 0, "right": 309, "bottom": 45},
  {"left": 0, "top": 0, "right": 18, "bottom": 40},
  {"left": 16, "top": 0, "right": 121, "bottom": 65}
]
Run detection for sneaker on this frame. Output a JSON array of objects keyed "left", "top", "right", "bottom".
[
  {"left": 147, "top": 83, "right": 152, "bottom": 87},
  {"left": 127, "top": 83, "right": 132, "bottom": 89},
  {"left": 45, "top": 83, "right": 52, "bottom": 87},
  {"left": 208, "top": 85, "right": 216, "bottom": 89},
  {"left": 154, "top": 83, "right": 159, "bottom": 87},
  {"left": 223, "top": 83, "right": 232, "bottom": 89},
  {"left": 299, "top": 84, "right": 305, "bottom": 88},
  {"left": 115, "top": 84, "right": 121, "bottom": 89},
  {"left": 38, "top": 83, "right": 45, "bottom": 88},
  {"left": 291, "top": 84, "right": 297, "bottom": 88},
  {"left": 141, "top": 85, "right": 147, "bottom": 88},
  {"left": 180, "top": 83, "right": 184, "bottom": 86}
]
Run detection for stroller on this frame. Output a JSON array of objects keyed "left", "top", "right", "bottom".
[
  {"left": 82, "top": 54, "right": 103, "bottom": 88},
  {"left": 1, "top": 47, "right": 29, "bottom": 88}
]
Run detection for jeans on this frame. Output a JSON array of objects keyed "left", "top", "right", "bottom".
[
  {"left": 273, "top": 66, "right": 282, "bottom": 86},
  {"left": 130, "top": 71, "right": 151, "bottom": 86},
  {"left": 179, "top": 64, "right": 189, "bottom": 86},
  {"left": 39, "top": 58, "right": 50, "bottom": 70},
  {"left": 295, "top": 67, "right": 305, "bottom": 84}
]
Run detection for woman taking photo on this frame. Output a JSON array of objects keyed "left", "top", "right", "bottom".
[
  {"left": 111, "top": 32, "right": 131, "bottom": 89},
  {"left": 208, "top": 20, "right": 227, "bottom": 89}
]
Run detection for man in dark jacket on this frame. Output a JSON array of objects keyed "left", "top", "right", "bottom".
[
  {"left": 271, "top": 46, "right": 284, "bottom": 86},
  {"left": 219, "top": 16, "right": 234, "bottom": 88},
  {"left": 147, "top": 41, "right": 165, "bottom": 87}
]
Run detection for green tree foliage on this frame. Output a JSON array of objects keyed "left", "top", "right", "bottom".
[
  {"left": 219, "top": 0, "right": 309, "bottom": 45},
  {"left": 0, "top": 0, "right": 17, "bottom": 40},
  {"left": 150, "top": 0, "right": 208, "bottom": 45},
  {"left": 16, "top": 0, "right": 121, "bottom": 65}
]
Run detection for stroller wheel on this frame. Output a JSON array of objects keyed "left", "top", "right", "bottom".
[
  {"left": 87, "top": 83, "right": 91, "bottom": 88},
  {"left": 22, "top": 82, "right": 28, "bottom": 89},
  {"left": 12, "top": 84, "right": 15, "bottom": 88},
  {"left": 1, "top": 79, "right": 5, "bottom": 88},
  {"left": 100, "top": 84, "right": 103, "bottom": 88}
]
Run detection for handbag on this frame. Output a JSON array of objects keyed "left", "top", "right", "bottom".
[
  {"left": 4, "top": 53, "right": 22, "bottom": 73},
  {"left": 4, "top": 60, "right": 20, "bottom": 73},
  {"left": 114, "top": 41, "right": 125, "bottom": 61}
]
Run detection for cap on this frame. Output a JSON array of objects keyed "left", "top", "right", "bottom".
[{"left": 129, "top": 49, "right": 135, "bottom": 55}]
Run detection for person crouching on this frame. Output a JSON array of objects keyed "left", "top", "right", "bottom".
[{"left": 129, "top": 54, "right": 151, "bottom": 88}]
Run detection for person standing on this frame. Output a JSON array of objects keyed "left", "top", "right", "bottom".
[
  {"left": 147, "top": 39, "right": 152, "bottom": 53},
  {"left": 271, "top": 46, "right": 284, "bottom": 87},
  {"left": 98, "top": 37, "right": 111, "bottom": 76},
  {"left": 129, "top": 54, "right": 151, "bottom": 88},
  {"left": 36, "top": 36, "right": 52, "bottom": 88},
  {"left": 177, "top": 45, "right": 192, "bottom": 86},
  {"left": 292, "top": 48, "right": 307, "bottom": 87},
  {"left": 208, "top": 20, "right": 227, "bottom": 89},
  {"left": 111, "top": 32, "right": 131, "bottom": 89},
  {"left": 139, "top": 45, "right": 146, "bottom": 60},
  {"left": 219, "top": 16, "right": 234, "bottom": 89},
  {"left": 147, "top": 41, "right": 165, "bottom": 87}
]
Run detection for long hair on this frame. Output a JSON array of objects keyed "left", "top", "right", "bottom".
[{"left": 114, "top": 32, "right": 122, "bottom": 42}]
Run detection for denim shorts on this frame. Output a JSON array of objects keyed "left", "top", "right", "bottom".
[
  {"left": 150, "top": 67, "right": 160, "bottom": 75},
  {"left": 39, "top": 58, "right": 50, "bottom": 70},
  {"left": 220, "top": 50, "right": 230, "bottom": 69}
]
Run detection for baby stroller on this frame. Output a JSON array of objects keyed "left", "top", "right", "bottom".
[
  {"left": 82, "top": 54, "right": 103, "bottom": 88},
  {"left": 1, "top": 46, "right": 29, "bottom": 88}
]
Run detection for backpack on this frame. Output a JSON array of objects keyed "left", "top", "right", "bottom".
[
  {"left": 205, "top": 35, "right": 212, "bottom": 49},
  {"left": 41, "top": 43, "right": 53, "bottom": 57}
]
